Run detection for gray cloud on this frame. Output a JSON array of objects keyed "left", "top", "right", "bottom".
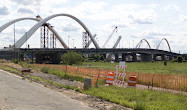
[
  {"left": 15, "top": 28, "right": 26, "bottom": 34},
  {"left": 144, "top": 35, "right": 156, "bottom": 39},
  {"left": 134, "top": 19, "right": 153, "bottom": 24},
  {"left": 62, "top": 24, "right": 80, "bottom": 32},
  {"left": 128, "top": 15, "right": 153, "bottom": 24},
  {"left": 147, "top": 32, "right": 173, "bottom": 36},
  {"left": 17, "top": 8, "right": 34, "bottom": 14},
  {"left": 0, "top": 6, "right": 9, "bottom": 15},
  {"left": 10, "top": 0, "right": 42, "bottom": 6}
]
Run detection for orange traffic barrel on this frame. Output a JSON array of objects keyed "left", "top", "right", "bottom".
[
  {"left": 128, "top": 75, "right": 136, "bottom": 88},
  {"left": 106, "top": 72, "right": 114, "bottom": 85}
]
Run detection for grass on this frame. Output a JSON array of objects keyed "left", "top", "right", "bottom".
[
  {"left": 24, "top": 74, "right": 83, "bottom": 93},
  {"left": 40, "top": 67, "right": 85, "bottom": 82},
  {"left": 86, "top": 86, "right": 187, "bottom": 110},
  {"left": 18, "top": 61, "right": 85, "bottom": 82},
  {"left": 1, "top": 63, "right": 187, "bottom": 110},
  {"left": 75, "top": 61, "right": 187, "bottom": 75},
  {"left": 0, "top": 66, "right": 21, "bottom": 74}
]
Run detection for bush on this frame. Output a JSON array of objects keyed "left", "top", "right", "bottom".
[
  {"left": 177, "top": 56, "right": 183, "bottom": 63},
  {"left": 61, "top": 51, "right": 84, "bottom": 65},
  {"left": 94, "top": 54, "right": 100, "bottom": 61},
  {"left": 12, "top": 59, "right": 19, "bottom": 64}
]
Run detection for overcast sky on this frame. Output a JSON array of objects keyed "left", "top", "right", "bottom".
[{"left": 0, "top": 0, "right": 186, "bottom": 53}]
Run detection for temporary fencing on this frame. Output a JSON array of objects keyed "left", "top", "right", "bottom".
[{"left": 32, "top": 64, "right": 187, "bottom": 92}]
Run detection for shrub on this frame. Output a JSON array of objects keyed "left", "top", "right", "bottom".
[
  {"left": 177, "top": 56, "right": 183, "bottom": 63},
  {"left": 12, "top": 59, "right": 19, "bottom": 64},
  {"left": 61, "top": 51, "right": 84, "bottom": 65},
  {"left": 94, "top": 54, "right": 100, "bottom": 61}
]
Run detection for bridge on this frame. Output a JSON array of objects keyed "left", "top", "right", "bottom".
[{"left": 0, "top": 13, "right": 181, "bottom": 63}]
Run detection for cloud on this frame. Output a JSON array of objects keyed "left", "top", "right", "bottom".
[
  {"left": 0, "top": 5, "right": 9, "bottom": 15},
  {"left": 17, "top": 8, "right": 34, "bottom": 14},
  {"left": 0, "top": 32, "right": 13, "bottom": 43},
  {"left": 10, "top": 0, "right": 42, "bottom": 6},
  {"left": 180, "top": 15, "right": 187, "bottom": 22},
  {"left": 15, "top": 28, "right": 26, "bottom": 34},
  {"left": 62, "top": 24, "right": 80, "bottom": 32},
  {"left": 129, "top": 15, "right": 153, "bottom": 24},
  {"left": 164, "top": 5, "right": 179, "bottom": 12},
  {"left": 146, "top": 32, "right": 173, "bottom": 36},
  {"left": 128, "top": 10, "right": 156, "bottom": 24}
]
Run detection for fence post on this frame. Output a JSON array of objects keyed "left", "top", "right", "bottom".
[
  {"left": 95, "top": 69, "right": 100, "bottom": 87},
  {"left": 65, "top": 65, "right": 68, "bottom": 75},
  {"left": 152, "top": 73, "right": 154, "bottom": 90}
]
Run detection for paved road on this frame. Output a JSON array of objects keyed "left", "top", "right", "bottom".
[{"left": 0, "top": 70, "right": 94, "bottom": 110}]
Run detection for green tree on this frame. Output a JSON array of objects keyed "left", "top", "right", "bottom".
[
  {"left": 61, "top": 51, "right": 84, "bottom": 65},
  {"left": 177, "top": 56, "right": 183, "bottom": 63},
  {"left": 94, "top": 54, "right": 100, "bottom": 61},
  {"left": 99, "top": 55, "right": 105, "bottom": 61}
]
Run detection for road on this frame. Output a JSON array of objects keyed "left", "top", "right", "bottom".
[{"left": 0, "top": 70, "right": 94, "bottom": 110}]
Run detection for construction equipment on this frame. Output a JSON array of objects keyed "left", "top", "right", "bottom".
[{"left": 102, "top": 27, "right": 118, "bottom": 48}]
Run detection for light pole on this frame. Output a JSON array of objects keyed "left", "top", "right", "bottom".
[
  {"left": 133, "top": 40, "right": 134, "bottom": 48},
  {"left": 73, "top": 38, "right": 74, "bottom": 48}
]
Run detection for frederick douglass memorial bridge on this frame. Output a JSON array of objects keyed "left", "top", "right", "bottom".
[{"left": 0, "top": 13, "right": 181, "bottom": 63}]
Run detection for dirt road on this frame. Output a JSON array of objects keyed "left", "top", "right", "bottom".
[{"left": 0, "top": 70, "right": 94, "bottom": 110}]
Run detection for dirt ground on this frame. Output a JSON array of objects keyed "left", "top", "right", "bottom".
[{"left": 1, "top": 62, "right": 132, "bottom": 110}]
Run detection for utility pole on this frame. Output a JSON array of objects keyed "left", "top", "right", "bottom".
[{"left": 13, "top": 23, "right": 15, "bottom": 48}]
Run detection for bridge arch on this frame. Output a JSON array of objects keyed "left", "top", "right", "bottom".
[
  {"left": 0, "top": 17, "right": 68, "bottom": 48},
  {"left": 14, "top": 14, "right": 100, "bottom": 49},
  {"left": 136, "top": 39, "right": 151, "bottom": 49},
  {"left": 0, "top": 18, "right": 40, "bottom": 33},
  {"left": 157, "top": 38, "right": 171, "bottom": 52}
]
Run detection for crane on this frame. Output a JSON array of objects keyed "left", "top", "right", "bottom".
[{"left": 102, "top": 26, "right": 118, "bottom": 48}]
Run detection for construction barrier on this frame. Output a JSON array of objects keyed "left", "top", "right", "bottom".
[
  {"left": 32, "top": 64, "right": 187, "bottom": 92},
  {"left": 114, "top": 72, "right": 126, "bottom": 86},
  {"left": 106, "top": 72, "right": 114, "bottom": 85},
  {"left": 128, "top": 75, "right": 136, "bottom": 88},
  {"left": 113, "top": 62, "right": 127, "bottom": 87}
]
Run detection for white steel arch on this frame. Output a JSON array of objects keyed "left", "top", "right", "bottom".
[
  {"left": 136, "top": 39, "right": 151, "bottom": 49},
  {"left": 14, "top": 14, "right": 100, "bottom": 48},
  {"left": 0, "top": 18, "right": 39, "bottom": 33},
  {"left": 0, "top": 17, "right": 68, "bottom": 48},
  {"left": 157, "top": 38, "right": 171, "bottom": 52}
]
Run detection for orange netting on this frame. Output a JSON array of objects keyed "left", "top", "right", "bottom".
[{"left": 32, "top": 64, "right": 187, "bottom": 92}]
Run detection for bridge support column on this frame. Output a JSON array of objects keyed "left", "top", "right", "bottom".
[
  {"left": 132, "top": 54, "right": 137, "bottom": 62},
  {"left": 153, "top": 54, "right": 157, "bottom": 61},
  {"left": 103, "top": 54, "right": 106, "bottom": 59},
  {"left": 122, "top": 53, "right": 127, "bottom": 61},
  {"left": 115, "top": 53, "right": 119, "bottom": 62},
  {"left": 161, "top": 55, "right": 165, "bottom": 61},
  {"left": 141, "top": 54, "right": 152, "bottom": 62},
  {"left": 169, "top": 56, "right": 173, "bottom": 61}
]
